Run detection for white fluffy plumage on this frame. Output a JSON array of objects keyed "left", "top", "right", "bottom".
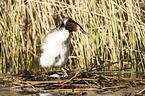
[{"left": 40, "top": 27, "right": 71, "bottom": 68}]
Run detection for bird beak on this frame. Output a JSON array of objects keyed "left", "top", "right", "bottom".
[{"left": 77, "top": 24, "right": 91, "bottom": 37}]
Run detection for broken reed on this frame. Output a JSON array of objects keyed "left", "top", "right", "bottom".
[{"left": 0, "top": 0, "right": 145, "bottom": 74}]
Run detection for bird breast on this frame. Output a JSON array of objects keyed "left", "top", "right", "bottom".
[{"left": 40, "top": 28, "right": 71, "bottom": 68}]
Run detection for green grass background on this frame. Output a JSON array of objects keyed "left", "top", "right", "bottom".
[{"left": 0, "top": 0, "right": 145, "bottom": 74}]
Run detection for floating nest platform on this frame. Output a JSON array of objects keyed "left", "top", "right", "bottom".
[{"left": 1, "top": 69, "right": 145, "bottom": 95}]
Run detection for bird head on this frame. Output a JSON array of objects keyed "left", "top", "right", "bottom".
[{"left": 61, "top": 17, "right": 90, "bottom": 37}]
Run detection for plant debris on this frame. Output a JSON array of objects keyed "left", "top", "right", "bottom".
[{"left": 1, "top": 69, "right": 145, "bottom": 95}]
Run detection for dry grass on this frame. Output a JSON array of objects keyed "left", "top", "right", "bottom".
[{"left": 0, "top": 0, "right": 145, "bottom": 74}]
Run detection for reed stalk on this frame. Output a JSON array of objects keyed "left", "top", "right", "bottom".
[{"left": 0, "top": 0, "right": 144, "bottom": 74}]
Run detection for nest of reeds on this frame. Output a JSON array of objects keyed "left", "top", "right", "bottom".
[{"left": 14, "top": 69, "right": 145, "bottom": 95}]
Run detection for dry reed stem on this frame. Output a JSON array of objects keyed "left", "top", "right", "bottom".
[{"left": 0, "top": 0, "right": 145, "bottom": 73}]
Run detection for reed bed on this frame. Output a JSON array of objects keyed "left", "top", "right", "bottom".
[{"left": 0, "top": 0, "right": 145, "bottom": 74}]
